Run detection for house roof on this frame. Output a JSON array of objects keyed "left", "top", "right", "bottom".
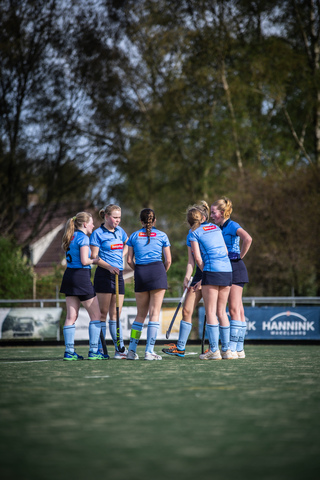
[{"left": 16, "top": 204, "right": 92, "bottom": 245}]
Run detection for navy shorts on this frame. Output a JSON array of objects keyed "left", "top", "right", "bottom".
[
  {"left": 202, "top": 271, "right": 232, "bottom": 287},
  {"left": 191, "top": 266, "right": 202, "bottom": 286},
  {"left": 134, "top": 261, "right": 168, "bottom": 292},
  {"left": 231, "top": 259, "right": 249, "bottom": 286},
  {"left": 66, "top": 294, "right": 95, "bottom": 302},
  {"left": 93, "top": 267, "right": 125, "bottom": 294},
  {"left": 60, "top": 268, "right": 96, "bottom": 298}
]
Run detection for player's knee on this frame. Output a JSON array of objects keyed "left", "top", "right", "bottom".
[
  {"left": 228, "top": 306, "right": 238, "bottom": 319},
  {"left": 100, "top": 310, "right": 108, "bottom": 322}
]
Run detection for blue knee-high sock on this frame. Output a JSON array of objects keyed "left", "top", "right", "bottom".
[
  {"left": 109, "top": 319, "right": 124, "bottom": 351},
  {"left": 229, "top": 320, "right": 242, "bottom": 352},
  {"left": 177, "top": 320, "right": 192, "bottom": 351},
  {"left": 237, "top": 321, "right": 247, "bottom": 352},
  {"left": 98, "top": 321, "right": 106, "bottom": 353},
  {"left": 146, "top": 321, "right": 159, "bottom": 353},
  {"left": 206, "top": 324, "right": 219, "bottom": 352},
  {"left": 219, "top": 325, "right": 230, "bottom": 352},
  {"left": 89, "top": 320, "right": 101, "bottom": 353},
  {"left": 128, "top": 321, "right": 143, "bottom": 353},
  {"left": 63, "top": 325, "right": 75, "bottom": 353}
]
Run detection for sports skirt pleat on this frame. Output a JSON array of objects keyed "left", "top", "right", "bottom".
[
  {"left": 60, "top": 268, "right": 96, "bottom": 297},
  {"left": 93, "top": 266, "right": 125, "bottom": 294},
  {"left": 191, "top": 266, "right": 203, "bottom": 286},
  {"left": 202, "top": 271, "right": 232, "bottom": 287},
  {"left": 231, "top": 259, "right": 249, "bottom": 285},
  {"left": 134, "top": 261, "right": 168, "bottom": 292}
]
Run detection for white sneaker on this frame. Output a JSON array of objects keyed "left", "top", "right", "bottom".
[
  {"left": 199, "top": 349, "right": 222, "bottom": 360},
  {"left": 127, "top": 350, "right": 139, "bottom": 360},
  {"left": 221, "top": 349, "right": 233, "bottom": 360},
  {"left": 237, "top": 350, "right": 246, "bottom": 358},
  {"left": 144, "top": 351, "right": 162, "bottom": 361},
  {"left": 231, "top": 350, "right": 239, "bottom": 359},
  {"left": 114, "top": 348, "right": 128, "bottom": 359}
]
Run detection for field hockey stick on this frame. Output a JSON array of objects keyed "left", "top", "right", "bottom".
[
  {"left": 201, "top": 315, "right": 207, "bottom": 354},
  {"left": 99, "top": 330, "right": 108, "bottom": 356},
  {"left": 115, "top": 273, "right": 125, "bottom": 353},
  {"left": 166, "top": 276, "right": 193, "bottom": 339}
]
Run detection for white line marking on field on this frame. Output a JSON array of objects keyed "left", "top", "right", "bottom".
[
  {"left": 84, "top": 375, "right": 110, "bottom": 378},
  {"left": 185, "top": 352, "right": 198, "bottom": 355},
  {"left": 3, "top": 360, "right": 52, "bottom": 363}
]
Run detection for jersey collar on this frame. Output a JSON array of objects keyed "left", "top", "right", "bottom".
[
  {"left": 220, "top": 219, "right": 230, "bottom": 231},
  {"left": 101, "top": 223, "right": 119, "bottom": 235}
]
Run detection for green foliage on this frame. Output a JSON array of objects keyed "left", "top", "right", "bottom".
[
  {"left": 1, "top": 0, "right": 319, "bottom": 297},
  {"left": 166, "top": 241, "right": 189, "bottom": 297},
  {"left": 34, "top": 266, "right": 65, "bottom": 300},
  {"left": 233, "top": 167, "right": 320, "bottom": 296},
  {"left": 0, "top": 0, "right": 100, "bottom": 242},
  {"left": 0, "top": 238, "right": 34, "bottom": 298},
  {"left": 124, "top": 277, "right": 135, "bottom": 299}
]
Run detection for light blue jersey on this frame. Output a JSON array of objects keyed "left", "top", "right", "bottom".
[
  {"left": 189, "top": 223, "right": 232, "bottom": 273},
  {"left": 220, "top": 219, "right": 241, "bottom": 258},
  {"left": 127, "top": 227, "right": 170, "bottom": 265},
  {"left": 90, "top": 224, "right": 128, "bottom": 270},
  {"left": 66, "top": 230, "right": 91, "bottom": 269},
  {"left": 186, "top": 228, "right": 193, "bottom": 248}
]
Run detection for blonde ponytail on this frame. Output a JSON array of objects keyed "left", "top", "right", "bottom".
[{"left": 61, "top": 212, "right": 92, "bottom": 251}]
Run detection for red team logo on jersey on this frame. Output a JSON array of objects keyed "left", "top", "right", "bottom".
[
  {"left": 202, "top": 225, "right": 217, "bottom": 231},
  {"left": 138, "top": 232, "right": 156, "bottom": 237},
  {"left": 110, "top": 244, "right": 124, "bottom": 250}
]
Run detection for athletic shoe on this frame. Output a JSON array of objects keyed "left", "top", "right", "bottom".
[
  {"left": 199, "top": 349, "right": 222, "bottom": 360},
  {"left": 63, "top": 351, "right": 84, "bottom": 361},
  {"left": 98, "top": 349, "right": 110, "bottom": 359},
  {"left": 100, "top": 353, "right": 110, "bottom": 359},
  {"left": 162, "top": 343, "right": 176, "bottom": 348},
  {"left": 237, "top": 350, "right": 246, "bottom": 358},
  {"left": 88, "top": 351, "right": 105, "bottom": 360},
  {"left": 221, "top": 349, "right": 234, "bottom": 360},
  {"left": 144, "top": 351, "right": 162, "bottom": 361},
  {"left": 127, "top": 350, "right": 139, "bottom": 360},
  {"left": 162, "top": 345, "right": 185, "bottom": 357},
  {"left": 114, "top": 348, "right": 128, "bottom": 360},
  {"left": 231, "top": 350, "right": 239, "bottom": 359}
]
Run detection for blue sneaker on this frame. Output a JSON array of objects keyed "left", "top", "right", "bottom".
[
  {"left": 88, "top": 351, "right": 105, "bottom": 360},
  {"left": 162, "top": 345, "right": 185, "bottom": 357},
  {"left": 99, "top": 352, "right": 110, "bottom": 359},
  {"left": 64, "top": 351, "right": 84, "bottom": 361},
  {"left": 97, "top": 349, "right": 110, "bottom": 359}
]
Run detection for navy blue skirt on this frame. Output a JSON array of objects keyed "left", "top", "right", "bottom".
[
  {"left": 231, "top": 259, "right": 249, "bottom": 285},
  {"left": 93, "top": 266, "right": 125, "bottom": 294},
  {"left": 134, "top": 261, "right": 168, "bottom": 292},
  {"left": 202, "top": 271, "right": 232, "bottom": 287},
  {"left": 60, "top": 268, "right": 96, "bottom": 298},
  {"left": 191, "top": 266, "right": 203, "bottom": 286}
]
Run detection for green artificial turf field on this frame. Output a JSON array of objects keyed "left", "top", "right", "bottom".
[{"left": 0, "top": 344, "right": 319, "bottom": 480}]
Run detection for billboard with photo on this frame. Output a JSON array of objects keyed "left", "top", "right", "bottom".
[{"left": 0, "top": 308, "right": 62, "bottom": 340}]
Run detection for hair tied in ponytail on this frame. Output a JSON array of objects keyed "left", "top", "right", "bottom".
[{"left": 72, "top": 216, "right": 77, "bottom": 221}]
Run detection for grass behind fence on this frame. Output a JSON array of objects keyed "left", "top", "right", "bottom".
[{"left": 0, "top": 344, "right": 319, "bottom": 480}]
